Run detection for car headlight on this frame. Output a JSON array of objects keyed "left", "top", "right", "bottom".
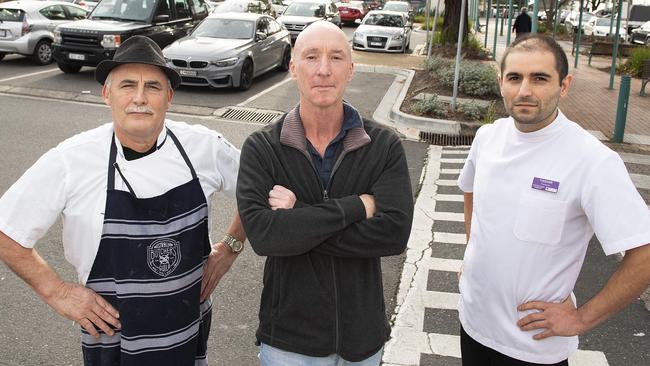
[
  {"left": 354, "top": 32, "right": 364, "bottom": 40},
  {"left": 53, "top": 30, "right": 62, "bottom": 44},
  {"left": 211, "top": 57, "right": 239, "bottom": 67},
  {"left": 393, "top": 34, "right": 404, "bottom": 41},
  {"left": 101, "top": 35, "right": 122, "bottom": 49}
]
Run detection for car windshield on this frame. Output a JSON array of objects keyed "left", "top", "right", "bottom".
[
  {"left": 283, "top": 2, "right": 325, "bottom": 17},
  {"left": 215, "top": 0, "right": 255, "bottom": 13},
  {"left": 192, "top": 18, "right": 255, "bottom": 38},
  {"left": 363, "top": 13, "right": 403, "bottom": 27},
  {"left": 0, "top": 8, "right": 25, "bottom": 22},
  {"left": 91, "top": 0, "right": 156, "bottom": 21},
  {"left": 595, "top": 18, "right": 610, "bottom": 26},
  {"left": 383, "top": 3, "right": 408, "bottom": 12}
]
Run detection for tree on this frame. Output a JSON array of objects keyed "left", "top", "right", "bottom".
[
  {"left": 441, "top": 0, "right": 469, "bottom": 45},
  {"left": 538, "top": 0, "right": 572, "bottom": 31}
]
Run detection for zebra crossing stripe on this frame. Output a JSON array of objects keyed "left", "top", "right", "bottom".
[
  {"left": 440, "top": 168, "right": 462, "bottom": 174},
  {"left": 435, "top": 194, "right": 464, "bottom": 202},
  {"left": 630, "top": 173, "right": 650, "bottom": 190},
  {"left": 435, "top": 179, "right": 460, "bottom": 186},
  {"left": 433, "top": 232, "right": 467, "bottom": 244},
  {"left": 431, "top": 211, "right": 464, "bottom": 222},
  {"left": 619, "top": 152, "right": 650, "bottom": 165},
  {"left": 440, "top": 158, "right": 467, "bottom": 164}
]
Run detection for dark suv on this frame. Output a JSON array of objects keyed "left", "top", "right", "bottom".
[{"left": 52, "top": 0, "right": 209, "bottom": 73}]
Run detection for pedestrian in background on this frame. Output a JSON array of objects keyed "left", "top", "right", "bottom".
[
  {"left": 236, "top": 21, "right": 414, "bottom": 366},
  {"left": 0, "top": 36, "right": 246, "bottom": 365},
  {"left": 513, "top": 7, "right": 532, "bottom": 39},
  {"left": 457, "top": 34, "right": 650, "bottom": 366}
]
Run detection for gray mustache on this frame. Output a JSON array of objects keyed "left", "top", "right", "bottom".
[{"left": 126, "top": 106, "right": 154, "bottom": 114}]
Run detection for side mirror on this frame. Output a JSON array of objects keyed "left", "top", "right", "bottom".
[
  {"left": 154, "top": 14, "right": 170, "bottom": 23},
  {"left": 255, "top": 31, "right": 267, "bottom": 41}
]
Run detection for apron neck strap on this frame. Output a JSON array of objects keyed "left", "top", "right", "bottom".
[{"left": 107, "top": 127, "right": 198, "bottom": 192}]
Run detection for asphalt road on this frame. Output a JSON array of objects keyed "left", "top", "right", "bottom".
[{"left": 0, "top": 46, "right": 429, "bottom": 365}]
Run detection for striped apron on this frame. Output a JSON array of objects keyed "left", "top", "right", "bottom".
[{"left": 82, "top": 129, "right": 212, "bottom": 366}]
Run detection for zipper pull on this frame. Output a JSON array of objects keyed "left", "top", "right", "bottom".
[{"left": 323, "top": 189, "right": 329, "bottom": 201}]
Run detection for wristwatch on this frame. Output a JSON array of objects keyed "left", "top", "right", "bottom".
[{"left": 221, "top": 234, "right": 244, "bottom": 253}]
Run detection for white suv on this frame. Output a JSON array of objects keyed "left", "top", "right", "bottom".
[{"left": 0, "top": 0, "right": 87, "bottom": 64}]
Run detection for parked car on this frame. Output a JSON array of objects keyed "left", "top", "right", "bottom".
[
  {"left": 626, "top": 5, "right": 650, "bottom": 33},
  {"left": 352, "top": 10, "right": 410, "bottom": 53},
  {"left": 277, "top": 0, "right": 341, "bottom": 42},
  {"left": 163, "top": 12, "right": 290, "bottom": 90},
  {"left": 0, "top": 0, "right": 87, "bottom": 64},
  {"left": 381, "top": 1, "right": 411, "bottom": 21},
  {"left": 52, "top": 0, "right": 210, "bottom": 74},
  {"left": 270, "top": 0, "right": 287, "bottom": 16},
  {"left": 630, "top": 20, "right": 650, "bottom": 45},
  {"left": 363, "top": 0, "right": 381, "bottom": 11},
  {"left": 58, "top": 0, "right": 100, "bottom": 11},
  {"left": 564, "top": 11, "right": 594, "bottom": 33},
  {"left": 336, "top": 0, "right": 367, "bottom": 25},
  {"left": 212, "top": 0, "right": 273, "bottom": 16},
  {"left": 583, "top": 17, "right": 626, "bottom": 40}
]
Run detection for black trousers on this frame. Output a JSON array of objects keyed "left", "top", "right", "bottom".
[{"left": 461, "top": 326, "right": 569, "bottom": 366}]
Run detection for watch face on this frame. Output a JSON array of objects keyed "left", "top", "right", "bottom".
[{"left": 231, "top": 240, "right": 243, "bottom": 252}]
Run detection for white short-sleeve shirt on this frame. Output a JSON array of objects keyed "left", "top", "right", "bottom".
[
  {"left": 0, "top": 120, "right": 240, "bottom": 284},
  {"left": 457, "top": 111, "right": 650, "bottom": 364}
]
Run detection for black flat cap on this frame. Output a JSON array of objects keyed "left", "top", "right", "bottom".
[{"left": 95, "top": 35, "right": 181, "bottom": 89}]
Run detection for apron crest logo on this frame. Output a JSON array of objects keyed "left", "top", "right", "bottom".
[{"left": 147, "top": 238, "right": 181, "bottom": 277}]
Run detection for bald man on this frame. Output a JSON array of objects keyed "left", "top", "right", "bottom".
[{"left": 236, "top": 22, "right": 414, "bottom": 366}]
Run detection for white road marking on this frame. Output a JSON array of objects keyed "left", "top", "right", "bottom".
[
  {"left": 0, "top": 68, "right": 60, "bottom": 83},
  {"left": 435, "top": 194, "right": 464, "bottom": 202},
  {"left": 236, "top": 76, "right": 293, "bottom": 107},
  {"left": 619, "top": 152, "right": 650, "bottom": 165}
]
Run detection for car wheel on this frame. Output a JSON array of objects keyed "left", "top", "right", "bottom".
[
  {"left": 0, "top": 52, "right": 5, "bottom": 61},
  {"left": 646, "top": 36, "right": 650, "bottom": 46},
  {"left": 238, "top": 59, "right": 253, "bottom": 91},
  {"left": 57, "top": 61, "right": 82, "bottom": 74},
  {"left": 32, "top": 39, "right": 53, "bottom": 65},
  {"left": 277, "top": 46, "right": 291, "bottom": 72}
]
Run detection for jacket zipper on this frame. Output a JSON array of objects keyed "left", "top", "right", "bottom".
[{"left": 298, "top": 145, "right": 352, "bottom": 353}]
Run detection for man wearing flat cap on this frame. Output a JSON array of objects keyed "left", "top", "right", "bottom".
[{"left": 0, "top": 36, "right": 246, "bottom": 365}]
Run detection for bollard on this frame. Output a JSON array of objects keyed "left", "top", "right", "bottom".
[{"left": 612, "top": 75, "right": 631, "bottom": 143}]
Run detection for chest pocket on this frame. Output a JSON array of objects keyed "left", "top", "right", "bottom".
[{"left": 513, "top": 194, "right": 568, "bottom": 245}]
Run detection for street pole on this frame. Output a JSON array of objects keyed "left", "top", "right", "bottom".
[
  {"left": 428, "top": 0, "right": 442, "bottom": 58},
  {"left": 506, "top": 0, "right": 513, "bottom": 46},
  {"left": 574, "top": 0, "right": 585, "bottom": 68},
  {"left": 532, "top": 0, "right": 539, "bottom": 33},
  {"left": 485, "top": 0, "right": 492, "bottom": 47},
  {"left": 553, "top": 0, "right": 560, "bottom": 39},
  {"left": 425, "top": 0, "right": 431, "bottom": 53},
  {"left": 608, "top": 0, "right": 615, "bottom": 39},
  {"left": 609, "top": 0, "right": 624, "bottom": 89},
  {"left": 452, "top": 0, "right": 468, "bottom": 112},
  {"left": 492, "top": 0, "right": 500, "bottom": 60},
  {"left": 612, "top": 75, "right": 631, "bottom": 143}
]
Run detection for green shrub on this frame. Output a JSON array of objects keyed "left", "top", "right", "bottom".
[
  {"left": 457, "top": 101, "right": 485, "bottom": 121},
  {"left": 464, "top": 33, "right": 489, "bottom": 58},
  {"left": 419, "top": 16, "right": 444, "bottom": 31},
  {"left": 460, "top": 62, "right": 500, "bottom": 97},
  {"left": 412, "top": 94, "right": 447, "bottom": 118},
  {"left": 423, "top": 55, "right": 452, "bottom": 73},
  {"left": 437, "top": 64, "right": 456, "bottom": 88},
  {"left": 620, "top": 47, "right": 650, "bottom": 77},
  {"left": 481, "top": 101, "right": 497, "bottom": 125},
  {"left": 537, "top": 21, "right": 547, "bottom": 34}
]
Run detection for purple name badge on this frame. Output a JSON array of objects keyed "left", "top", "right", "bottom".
[{"left": 531, "top": 177, "right": 560, "bottom": 193}]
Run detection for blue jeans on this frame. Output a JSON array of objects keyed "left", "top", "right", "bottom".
[{"left": 259, "top": 343, "right": 383, "bottom": 366}]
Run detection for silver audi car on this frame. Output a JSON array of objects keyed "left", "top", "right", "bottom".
[
  {"left": 162, "top": 12, "right": 291, "bottom": 90},
  {"left": 352, "top": 10, "right": 411, "bottom": 53}
]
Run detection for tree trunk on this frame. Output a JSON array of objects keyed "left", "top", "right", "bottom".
[{"left": 442, "top": 0, "right": 469, "bottom": 45}]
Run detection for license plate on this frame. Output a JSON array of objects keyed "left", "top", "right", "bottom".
[
  {"left": 341, "top": 10, "right": 349, "bottom": 14},
  {"left": 0, "top": 30, "right": 6, "bottom": 37},
  {"left": 370, "top": 42, "right": 382, "bottom": 46},
  {"left": 68, "top": 53, "right": 86, "bottom": 60},
  {"left": 179, "top": 69, "right": 197, "bottom": 76}
]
